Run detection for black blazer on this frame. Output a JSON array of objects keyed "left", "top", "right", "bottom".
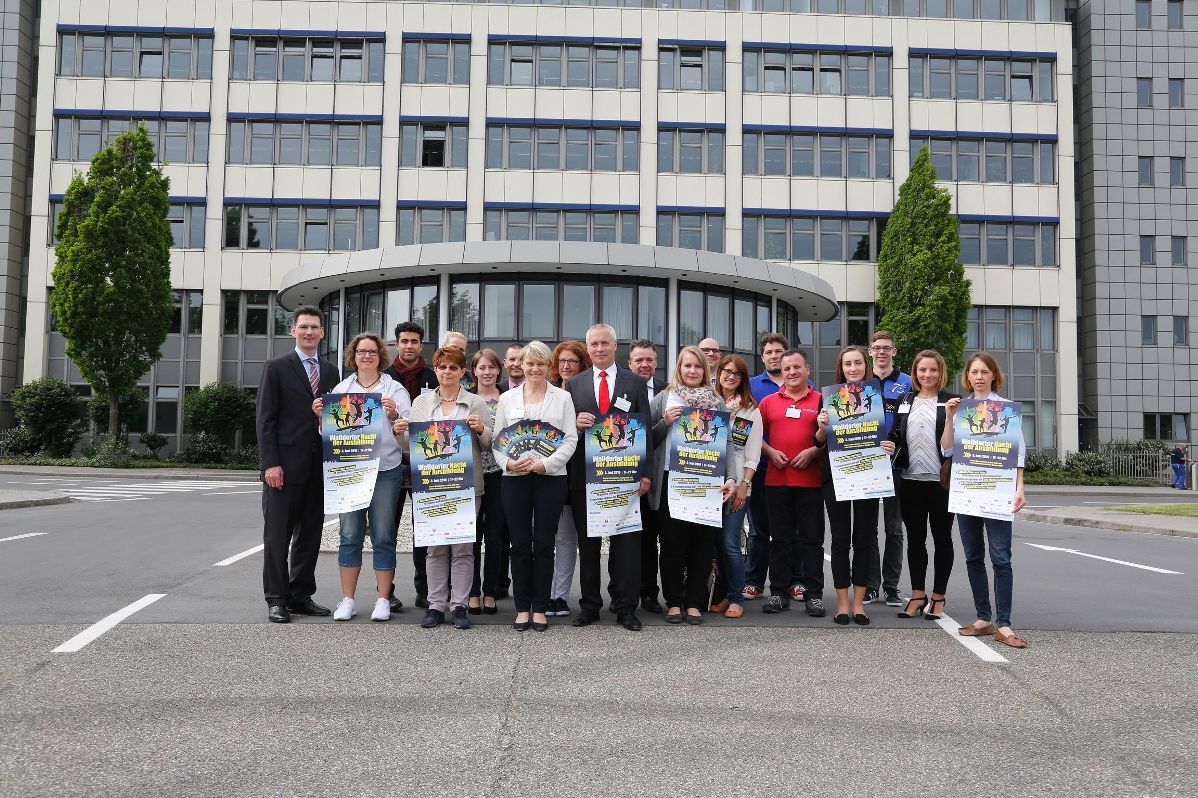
[
  {"left": 888, "top": 390, "right": 958, "bottom": 471},
  {"left": 565, "top": 366, "right": 653, "bottom": 492},
  {"left": 257, "top": 349, "right": 340, "bottom": 485}
]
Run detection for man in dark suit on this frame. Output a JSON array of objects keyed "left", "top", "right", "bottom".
[
  {"left": 628, "top": 339, "right": 667, "bottom": 614},
  {"left": 257, "top": 305, "right": 340, "bottom": 623},
  {"left": 565, "top": 324, "right": 653, "bottom": 631}
]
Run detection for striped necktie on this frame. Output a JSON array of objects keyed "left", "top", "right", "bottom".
[{"left": 306, "top": 357, "right": 320, "bottom": 395}]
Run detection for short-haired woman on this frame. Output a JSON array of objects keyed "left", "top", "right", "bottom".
[
  {"left": 493, "top": 340, "right": 579, "bottom": 631},
  {"left": 648, "top": 345, "right": 735, "bottom": 624},
  {"left": 546, "top": 340, "right": 591, "bottom": 616},
  {"left": 316, "top": 333, "right": 412, "bottom": 623},
  {"left": 709, "top": 354, "right": 763, "bottom": 620},
  {"left": 393, "top": 346, "right": 493, "bottom": 630},
  {"left": 942, "top": 352, "right": 1028, "bottom": 649},
  {"left": 469, "top": 348, "right": 507, "bottom": 615},
  {"left": 888, "top": 349, "right": 956, "bottom": 622},
  {"left": 815, "top": 345, "right": 896, "bottom": 626}
]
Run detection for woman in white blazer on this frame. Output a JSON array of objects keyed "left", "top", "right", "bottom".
[{"left": 492, "top": 340, "right": 579, "bottom": 632}]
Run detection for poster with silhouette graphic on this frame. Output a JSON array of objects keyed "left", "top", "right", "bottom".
[
  {"left": 494, "top": 420, "right": 567, "bottom": 461},
  {"left": 583, "top": 413, "right": 647, "bottom": 538},
  {"left": 667, "top": 407, "right": 730, "bottom": 528},
  {"left": 410, "top": 419, "right": 477, "bottom": 546},
  {"left": 321, "top": 392, "right": 386, "bottom": 513},
  {"left": 822, "top": 382, "right": 896, "bottom": 501},
  {"left": 947, "top": 398, "right": 1023, "bottom": 521}
]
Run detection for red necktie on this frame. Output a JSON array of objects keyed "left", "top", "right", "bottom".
[{"left": 598, "top": 370, "right": 610, "bottom": 415}]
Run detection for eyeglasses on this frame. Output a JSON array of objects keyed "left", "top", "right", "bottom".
[
  {"left": 869, "top": 346, "right": 896, "bottom": 354},
  {"left": 719, "top": 368, "right": 744, "bottom": 379},
  {"left": 558, "top": 358, "right": 581, "bottom": 366},
  {"left": 355, "top": 349, "right": 380, "bottom": 357},
  {"left": 294, "top": 324, "right": 322, "bottom": 332},
  {"left": 700, "top": 347, "right": 722, "bottom": 355}
]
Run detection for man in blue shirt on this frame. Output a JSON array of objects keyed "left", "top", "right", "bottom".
[
  {"left": 866, "top": 330, "right": 913, "bottom": 607},
  {"left": 744, "top": 333, "right": 789, "bottom": 601}
]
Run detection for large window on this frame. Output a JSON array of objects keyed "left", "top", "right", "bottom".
[
  {"left": 486, "top": 125, "right": 639, "bottom": 172},
  {"left": 677, "top": 284, "right": 777, "bottom": 367},
  {"left": 657, "top": 213, "right": 725, "bottom": 253},
  {"left": 958, "top": 220, "right": 1057, "bottom": 267},
  {"left": 484, "top": 209, "right": 639, "bottom": 244},
  {"left": 58, "top": 31, "right": 213, "bottom": 79},
  {"left": 167, "top": 204, "right": 206, "bottom": 249},
  {"left": 232, "top": 35, "right": 384, "bottom": 82},
  {"left": 53, "top": 116, "right": 209, "bottom": 163},
  {"left": 227, "top": 119, "right": 381, "bottom": 166},
  {"left": 400, "top": 123, "right": 469, "bottom": 168},
  {"left": 658, "top": 128, "right": 725, "bottom": 174},
  {"left": 746, "top": 131, "right": 892, "bottom": 179},
  {"left": 488, "top": 41, "right": 639, "bottom": 88},
  {"left": 744, "top": 48, "right": 891, "bottom": 97},
  {"left": 743, "top": 215, "right": 885, "bottom": 262},
  {"left": 1144, "top": 413, "right": 1188, "bottom": 441},
  {"left": 224, "top": 204, "right": 379, "bottom": 251},
  {"left": 909, "top": 55, "right": 1054, "bottom": 102},
  {"left": 659, "top": 46, "right": 724, "bottom": 91},
  {"left": 401, "top": 39, "right": 469, "bottom": 85},
  {"left": 397, "top": 206, "right": 466, "bottom": 245},
  {"left": 912, "top": 136, "right": 1055, "bottom": 183}
]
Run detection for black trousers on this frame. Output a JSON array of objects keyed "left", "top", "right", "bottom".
[
  {"left": 764, "top": 485, "right": 825, "bottom": 599},
  {"left": 659, "top": 474, "right": 716, "bottom": 610},
  {"left": 572, "top": 489, "right": 641, "bottom": 614},
  {"left": 900, "top": 478, "right": 956, "bottom": 595},
  {"left": 261, "top": 465, "right": 324, "bottom": 606},
  {"left": 640, "top": 494, "right": 662, "bottom": 600},
  {"left": 472, "top": 471, "right": 511, "bottom": 598},
  {"left": 503, "top": 474, "right": 567, "bottom": 613},
  {"left": 823, "top": 484, "right": 879, "bottom": 590}
]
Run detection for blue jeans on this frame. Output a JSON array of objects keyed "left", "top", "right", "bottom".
[
  {"left": 717, "top": 501, "right": 750, "bottom": 603},
  {"left": 338, "top": 464, "right": 403, "bottom": 571},
  {"left": 957, "top": 514, "right": 1013, "bottom": 628},
  {"left": 1171, "top": 463, "right": 1186, "bottom": 489}
]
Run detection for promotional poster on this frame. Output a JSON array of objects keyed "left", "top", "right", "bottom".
[
  {"left": 947, "top": 398, "right": 1023, "bottom": 521},
  {"left": 666, "top": 407, "right": 730, "bottom": 528},
  {"left": 321, "top": 392, "right": 386, "bottom": 514},
  {"left": 821, "top": 382, "right": 896, "bottom": 501},
  {"left": 409, "top": 419, "right": 477, "bottom": 546},
  {"left": 583, "top": 413, "right": 647, "bottom": 538},
  {"left": 494, "top": 420, "right": 567, "bottom": 461}
]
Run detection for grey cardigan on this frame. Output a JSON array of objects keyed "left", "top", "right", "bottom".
[
  {"left": 402, "top": 387, "right": 494, "bottom": 499},
  {"left": 646, "top": 389, "right": 733, "bottom": 512}
]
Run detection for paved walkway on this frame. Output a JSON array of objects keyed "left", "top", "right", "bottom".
[{"left": 0, "top": 488, "right": 70, "bottom": 511}]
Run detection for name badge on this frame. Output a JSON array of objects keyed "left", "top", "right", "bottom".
[
  {"left": 420, "top": 387, "right": 435, "bottom": 395},
  {"left": 898, "top": 405, "right": 911, "bottom": 414},
  {"left": 785, "top": 407, "right": 804, "bottom": 419},
  {"left": 614, "top": 396, "right": 631, "bottom": 412}
]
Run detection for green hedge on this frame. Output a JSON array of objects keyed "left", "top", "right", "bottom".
[{"left": 1025, "top": 470, "right": 1162, "bottom": 487}]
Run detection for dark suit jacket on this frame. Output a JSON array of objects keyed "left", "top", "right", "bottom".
[
  {"left": 565, "top": 366, "right": 653, "bottom": 492},
  {"left": 257, "top": 349, "right": 340, "bottom": 485}
]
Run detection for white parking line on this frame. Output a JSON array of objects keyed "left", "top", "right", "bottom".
[
  {"left": 207, "top": 490, "right": 259, "bottom": 496},
  {"left": 213, "top": 544, "right": 264, "bottom": 567},
  {"left": 52, "top": 594, "right": 166, "bottom": 653},
  {"left": 1025, "top": 543, "right": 1183, "bottom": 574},
  {"left": 75, "top": 497, "right": 149, "bottom": 503},
  {"left": 0, "top": 532, "right": 47, "bottom": 543},
  {"left": 933, "top": 613, "right": 1009, "bottom": 663}
]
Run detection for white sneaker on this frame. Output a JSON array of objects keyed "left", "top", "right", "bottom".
[
  {"left": 333, "top": 597, "right": 357, "bottom": 621},
  {"left": 370, "top": 597, "right": 390, "bottom": 622}
]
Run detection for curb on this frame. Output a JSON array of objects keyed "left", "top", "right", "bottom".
[
  {"left": 1021, "top": 510, "right": 1198, "bottom": 539},
  {"left": 0, "top": 465, "right": 259, "bottom": 481},
  {"left": 0, "top": 493, "right": 73, "bottom": 511},
  {"left": 1026, "top": 486, "right": 1184, "bottom": 497}
]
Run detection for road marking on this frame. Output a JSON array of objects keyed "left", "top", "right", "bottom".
[
  {"left": 75, "top": 497, "right": 149, "bottom": 503},
  {"left": 934, "top": 613, "right": 1009, "bottom": 663},
  {"left": 207, "top": 490, "right": 259, "bottom": 496},
  {"left": 0, "top": 532, "right": 47, "bottom": 543},
  {"left": 1024, "top": 543, "right": 1183, "bottom": 574},
  {"left": 52, "top": 594, "right": 166, "bottom": 653},
  {"left": 213, "top": 544, "right": 264, "bottom": 566}
]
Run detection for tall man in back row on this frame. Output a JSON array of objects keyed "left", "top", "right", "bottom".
[
  {"left": 865, "top": 330, "right": 912, "bottom": 607},
  {"left": 257, "top": 305, "right": 340, "bottom": 623},
  {"left": 566, "top": 323, "right": 654, "bottom": 631}
]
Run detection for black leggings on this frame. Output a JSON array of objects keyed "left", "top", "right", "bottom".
[
  {"left": 472, "top": 471, "right": 510, "bottom": 598},
  {"left": 823, "top": 484, "right": 879, "bottom": 590},
  {"left": 659, "top": 473, "right": 717, "bottom": 611},
  {"left": 503, "top": 473, "right": 567, "bottom": 613},
  {"left": 899, "top": 478, "right": 955, "bottom": 595}
]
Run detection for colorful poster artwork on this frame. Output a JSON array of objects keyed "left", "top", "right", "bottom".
[
  {"left": 321, "top": 392, "right": 386, "bottom": 514},
  {"left": 947, "top": 398, "right": 1023, "bottom": 521},
  {"left": 494, "top": 421, "right": 566, "bottom": 460},
  {"left": 666, "top": 407, "right": 730, "bottom": 528},
  {"left": 583, "top": 413, "right": 647, "bottom": 538},
  {"left": 409, "top": 419, "right": 477, "bottom": 546},
  {"left": 821, "top": 382, "right": 896, "bottom": 501}
]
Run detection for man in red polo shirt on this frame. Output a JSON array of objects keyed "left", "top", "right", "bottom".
[{"left": 758, "top": 349, "right": 826, "bottom": 617}]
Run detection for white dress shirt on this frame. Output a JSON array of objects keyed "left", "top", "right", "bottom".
[{"left": 591, "top": 364, "right": 616, "bottom": 404}]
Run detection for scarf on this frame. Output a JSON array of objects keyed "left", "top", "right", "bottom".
[
  {"left": 393, "top": 356, "right": 428, "bottom": 400},
  {"left": 670, "top": 384, "right": 720, "bottom": 410},
  {"left": 723, "top": 394, "right": 743, "bottom": 413}
]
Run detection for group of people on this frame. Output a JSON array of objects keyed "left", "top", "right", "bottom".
[{"left": 257, "top": 305, "right": 1028, "bottom": 649}]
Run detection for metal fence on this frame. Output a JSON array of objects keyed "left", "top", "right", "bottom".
[{"left": 1103, "top": 451, "right": 1170, "bottom": 482}]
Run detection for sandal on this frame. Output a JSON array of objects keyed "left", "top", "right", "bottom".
[
  {"left": 926, "top": 596, "right": 946, "bottom": 621},
  {"left": 724, "top": 604, "right": 744, "bottom": 619},
  {"left": 898, "top": 595, "right": 929, "bottom": 618},
  {"left": 994, "top": 629, "right": 1028, "bottom": 649}
]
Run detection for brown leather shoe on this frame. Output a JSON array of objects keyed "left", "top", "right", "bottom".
[
  {"left": 709, "top": 599, "right": 731, "bottom": 613},
  {"left": 724, "top": 604, "right": 744, "bottom": 619},
  {"left": 958, "top": 622, "right": 996, "bottom": 637},
  {"left": 994, "top": 629, "right": 1028, "bottom": 649}
]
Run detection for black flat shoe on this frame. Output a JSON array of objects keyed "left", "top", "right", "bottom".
[
  {"left": 532, "top": 621, "right": 549, "bottom": 632},
  {"left": 666, "top": 610, "right": 684, "bottom": 624},
  {"left": 853, "top": 613, "right": 871, "bottom": 626},
  {"left": 834, "top": 613, "right": 851, "bottom": 625},
  {"left": 572, "top": 610, "right": 600, "bottom": 627},
  {"left": 513, "top": 619, "right": 531, "bottom": 631},
  {"left": 287, "top": 598, "right": 331, "bottom": 616},
  {"left": 641, "top": 595, "right": 664, "bottom": 614},
  {"left": 468, "top": 604, "right": 482, "bottom": 615},
  {"left": 268, "top": 605, "right": 290, "bottom": 624},
  {"left": 684, "top": 613, "right": 703, "bottom": 625},
  {"left": 482, "top": 604, "right": 498, "bottom": 615},
  {"left": 617, "top": 611, "right": 643, "bottom": 631}
]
